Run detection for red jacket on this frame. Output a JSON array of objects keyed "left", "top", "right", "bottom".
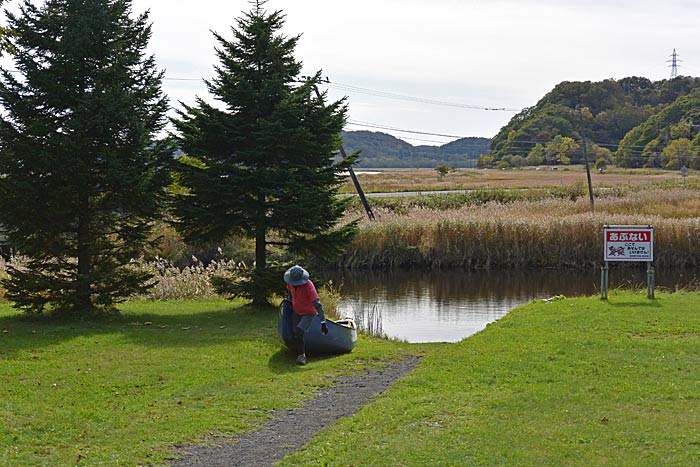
[{"left": 287, "top": 280, "right": 320, "bottom": 315}]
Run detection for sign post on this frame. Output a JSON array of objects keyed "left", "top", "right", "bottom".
[{"left": 602, "top": 225, "right": 654, "bottom": 299}]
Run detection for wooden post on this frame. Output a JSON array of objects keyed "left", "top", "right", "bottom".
[
  {"left": 647, "top": 262, "right": 655, "bottom": 299},
  {"left": 578, "top": 109, "right": 595, "bottom": 211},
  {"left": 601, "top": 262, "right": 609, "bottom": 300},
  {"left": 343, "top": 147, "right": 376, "bottom": 221}
]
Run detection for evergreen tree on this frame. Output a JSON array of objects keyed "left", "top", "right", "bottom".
[
  {"left": 171, "top": 1, "right": 357, "bottom": 306},
  {"left": 0, "top": 0, "right": 171, "bottom": 314}
]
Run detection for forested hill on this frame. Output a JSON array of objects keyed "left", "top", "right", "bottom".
[
  {"left": 341, "top": 131, "right": 490, "bottom": 168},
  {"left": 488, "top": 76, "right": 700, "bottom": 168}
]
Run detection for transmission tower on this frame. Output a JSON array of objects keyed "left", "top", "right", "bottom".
[{"left": 667, "top": 48, "right": 681, "bottom": 78}]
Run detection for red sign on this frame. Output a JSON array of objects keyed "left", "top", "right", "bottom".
[{"left": 604, "top": 226, "right": 653, "bottom": 262}]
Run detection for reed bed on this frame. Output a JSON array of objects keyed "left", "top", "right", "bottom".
[
  {"left": 130, "top": 256, "right": 240, "bottom": 301},
  {"left": 0, "top": 254, "right": 241, "bottom": 302},
  {"left": 1, "top": 254, "right": 345, "bottom": 305},
  {"left": 2, "top": 186, "right": 698, "bottom": 300},
  {"left": 339, "top": 166, "right": 688, "bottom": 193},
  {"left": 340, "top": 188, "right": 700, "bottom": 270}
]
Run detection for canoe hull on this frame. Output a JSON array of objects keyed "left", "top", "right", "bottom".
[{"left": 278, "top": 300, "right": 357, "bottom": 354}]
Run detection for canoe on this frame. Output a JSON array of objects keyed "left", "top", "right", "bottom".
[{"left": 278, "top": 299, "right": 357, "bottom": 354}]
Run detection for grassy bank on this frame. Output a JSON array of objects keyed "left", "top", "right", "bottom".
[
  {"left": 3, "top": 292, "right": 700, "bottom": 466},
  {"left": 281, "top": 291, "right": 700, "bottom": 467},
  {"left": 0, "top": 300, "right": 422, "bottom": 466},
  {"left": 340, "top": 187, "right": 700, "bottom": 269}
]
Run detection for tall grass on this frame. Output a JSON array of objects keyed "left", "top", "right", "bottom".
[
  {"left": 339, "top": 166, "right": 690, "bottom": 194},
  {"left": 316, "top": 280, "right": 343, "bottom": 320},
  {"left": 131, "top": 256, "right": 241, "bottom": 301},
  {"left": 3, "top": 187, "right": 698, "bottom": 301},
  {"left": 348, "top": 184, "right": 602, "bottom": 214},
  {"left": 339, "top": 188, "right": 700, "bottom": 270},
  {"left": 1, "top": 254, "right": 346, "bottom": 305},
  {"left": 350, "top": 294, "right": 385, "bottom": 337},
  {"left": 0, "top": 256, "right": 7, "bottom": 302},
  {"left": 0, "top": 255, "right": 27, "bottom": 302}
]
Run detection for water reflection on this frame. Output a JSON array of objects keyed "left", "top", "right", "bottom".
[{"left": 323, "top": 268, "right": 700, "bottom": 343}]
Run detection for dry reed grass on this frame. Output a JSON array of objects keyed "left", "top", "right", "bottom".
[
  {"left": 0, "top": 254, "right": 238, "bottom": 302},
  {"left": 339, "top": 188, "right": 700, "bottom": 269},
  {"left": 340, "top": 166, "right": 690, "bottom": 193},
  {"left": 1, "top": 253, "right": 342, "bottom": 305},
  {"left": 130, "top": 256, "right": 241, "bottom": 301},
  {"left": 0, "top": 255, "right": 28, "bottom": 302},
  {"left": 0, "top": 256, "right": 7, "bottom": 302},
  {"left": 316, "top": 280, "right": 343, "bottom": 320},
  {"left": 2, "top": 182, "right": 697, "bottom": 303}
]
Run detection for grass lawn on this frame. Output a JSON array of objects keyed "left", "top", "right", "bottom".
[
  {"left": 3, "top": 292, "right": 700, "bottom": 466},
  {"left": 0, "top": 300, "right": 423, "bottom": 466},
  {"left": 281, "top": 291, "right": 700, "bottom": 467}
]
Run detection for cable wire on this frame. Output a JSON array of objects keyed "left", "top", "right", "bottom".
[{"left": 321, "top": 79, "right": 523, "bottom": 112}]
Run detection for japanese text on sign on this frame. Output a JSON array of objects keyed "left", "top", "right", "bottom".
[{"left": 604, "top": 226, "right": 653, "bottom": 262}]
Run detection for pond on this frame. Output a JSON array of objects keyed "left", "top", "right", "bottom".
[{"left": 324, "top": 267, "right": 700, "bottom": 343}]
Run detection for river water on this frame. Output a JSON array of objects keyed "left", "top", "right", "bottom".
[{"left": 324, "top": 267, "right": 700, "bottom": 343}]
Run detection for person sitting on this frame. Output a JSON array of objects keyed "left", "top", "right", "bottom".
[{"left": 284, "top": 265, "right": 328, "bottom": 365}]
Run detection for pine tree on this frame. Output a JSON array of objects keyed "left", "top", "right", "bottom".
[
  {"left": 0, "top": 0, "right": 171, "bottom": 314},
  {"left": 171, "top": 1, "right": 357, "bottom": 306}
]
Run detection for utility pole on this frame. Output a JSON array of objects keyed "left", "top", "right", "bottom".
[
  {"left": 667, "top": 48, "right": 681, "bottom": 79},
  {"left": 311, "top": 83, "right": 375, "bottom": 221},
  {"left": 578, "top": 109, "right": 595, "bottom": 210}
]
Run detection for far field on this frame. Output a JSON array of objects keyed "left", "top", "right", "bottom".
[{"left": 340, "top": 166, "right": 692, "bottom": 193}]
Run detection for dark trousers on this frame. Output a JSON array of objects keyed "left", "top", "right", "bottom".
[{"left": 291, "top": 313, "right": 305, "bottom": 355}]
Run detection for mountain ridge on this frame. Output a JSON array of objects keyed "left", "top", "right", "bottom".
[{"left": 341, "top": 130, "right": 490, "bottom": 168}]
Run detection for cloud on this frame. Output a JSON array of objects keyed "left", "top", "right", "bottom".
[{"left": 130, "top": 0, "right": 699, "bottom": 139}]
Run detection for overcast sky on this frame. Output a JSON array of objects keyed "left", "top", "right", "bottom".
[{"left": 130, "top": 0, "right": 699, "bottom": 145}]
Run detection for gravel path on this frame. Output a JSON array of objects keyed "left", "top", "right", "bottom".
[{"left": 170, "top": 355, "right": 420, "bottom": 467}]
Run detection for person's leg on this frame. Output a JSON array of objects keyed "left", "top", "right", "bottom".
[
  {"left": 293, "top": 324, "right": 305, "bottom": 355},
  {"left": 293, "top": 314, "right": 314, "bottom": 365}
]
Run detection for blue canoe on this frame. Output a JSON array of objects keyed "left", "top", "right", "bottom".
[{"left": 278, "top": 300, "right": 357, "bottom": 354}]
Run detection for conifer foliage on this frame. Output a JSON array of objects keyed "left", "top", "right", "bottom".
[
  {"left": 0, "top": 0, "right": 171, "bottom": 314},
  {"left": 171, "top": 1, "right": 357, "bottom": 306}
]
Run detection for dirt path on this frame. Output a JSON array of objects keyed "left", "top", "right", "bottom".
[{"left": 170, "top": 355, "right": 420, "bottom": 467}]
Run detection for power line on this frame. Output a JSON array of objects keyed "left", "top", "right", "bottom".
[
  {"left": 494, "top": 139, "right": 650, "bottom": 150},
  {"left": 162, "top": 77, "right": 203, "bottom": 82},
  {"left": 393, "top": 135, "right": 461, "bottom": 145},
  {"left": 321, "top": 79, "right": 523, "bottom": 112},
  {"left": 6, "top": 67, "right": 527, "bottom": 113},
  {"left": 6, "top": 66, "right": 697, "bottom": 160},
  {"left": 347, "top": 119, "right": 469, "bottom": 139}
]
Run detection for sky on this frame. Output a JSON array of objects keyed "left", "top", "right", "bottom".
[{"left": 131, "top": 1, "right": 699, "bottom": 145}]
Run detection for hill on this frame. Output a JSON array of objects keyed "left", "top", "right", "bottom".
[
  {"left": 488, "top": 76, "right": 700, "bottom": 168},
  {"left": 341, "top": 131, "right": 490, "bottom": 168}
]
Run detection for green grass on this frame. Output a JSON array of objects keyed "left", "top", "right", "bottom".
[
  {"left": 4, "top": 293, "right": 700, "bottom": 466},
  {"left": 0, "top": 300, "right": 422, "bottom": 466},
  {"left": 280, "top": 291, "right": 700, "bottom": 467}
]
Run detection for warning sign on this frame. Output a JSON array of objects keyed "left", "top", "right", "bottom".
[{"left": 604, "top": 226, "right": 653, "bottom": 262}]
